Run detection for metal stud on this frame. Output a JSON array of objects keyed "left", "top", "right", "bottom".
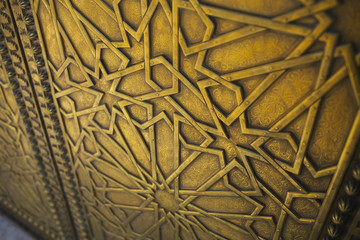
[
  {"left": 23, "top": 15, "right": 34, "bottom": 25},
  {"left": 31, "top": 44, "right": 41, "bottom": 54},
  {"left": 19, "top": 0, "right": 30, "bottom": 10},
  {"left": 44, "top": 92, "right": 53, "bottom": 102},
  {"left": 327, "top": 223, "right": 340, "bottom": 238},
  {"left": 332, "top": 209, "right": 346, "bottom": 224},
  {"left": 345, "top": 179, "right": 359, "bottom": 196},
  {"left": 28, "top": 30, "right": 38, "bottom": 40},
  {"left": 39, "top": 70, "right": 48, "bottom": 80},
  {"left": 6, "top": 68, "right": 15, "bottom": 77},
  {"left": 35, "top": 57, "right": 44, "bottom": 67},
  {"left": 353, "top": 163, "right": 360, "bottom": 180},
  {"left": 338, "top": 196, "right": 352, "bottom": 213},
  {"left": 42, "top": 82, "right": 51, "bottom": 92}
]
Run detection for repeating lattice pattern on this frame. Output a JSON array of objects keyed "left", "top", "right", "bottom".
[{"left": 33, "top": 0, "right": 360, "bottom": 239}]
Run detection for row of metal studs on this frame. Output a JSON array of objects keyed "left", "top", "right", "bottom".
[
  {"left": 18, "top": 0, "right": 90, "bottom": 238},
  {"left": 322, "top": 157, "right": 360, "bottom": 239},
  {"left": 0, "top": 1, "right": 56, "bottom": 237}
]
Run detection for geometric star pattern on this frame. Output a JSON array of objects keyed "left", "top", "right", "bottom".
[{"left": 32, "top": 0, "right": 360, "bottom": 239}]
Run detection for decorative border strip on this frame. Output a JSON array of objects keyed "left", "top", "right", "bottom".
[
  {"left": 0, "top": 0, "right": 75, "bottom": 239},
  {"left": 17, "top": 0, "right": 90, "bottom": 238},
  {"left": 321, "top": 141, "right": 360, "bottom": 239},
  {"left": 0, "top": 4, "right": 55, "bottom": 239}
]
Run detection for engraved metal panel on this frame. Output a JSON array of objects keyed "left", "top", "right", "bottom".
[{"left": 29, "top": 0, "right": 360, "bottom": 239}]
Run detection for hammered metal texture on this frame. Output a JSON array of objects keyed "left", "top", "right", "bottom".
[{"left": 28, "top": 0, "right": 360, "bottom": 239}]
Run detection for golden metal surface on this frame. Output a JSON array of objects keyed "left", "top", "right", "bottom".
[
  {"left": 0, "top": 0, "right": 75, "bottom": 239},
  {"left": 0, "top": 0, "right": 360, "bottom": 239},
  {"left": 32, "top": 0, "right": 360, "bottom": 239}
]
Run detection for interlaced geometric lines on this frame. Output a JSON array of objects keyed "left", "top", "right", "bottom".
[{"left": 33, "top": 0, "right": 360, "bottom": 239}]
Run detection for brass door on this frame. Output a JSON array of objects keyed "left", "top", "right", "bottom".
[{"left": 1, "top": 0, "right": 360, "bottom": 239}]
